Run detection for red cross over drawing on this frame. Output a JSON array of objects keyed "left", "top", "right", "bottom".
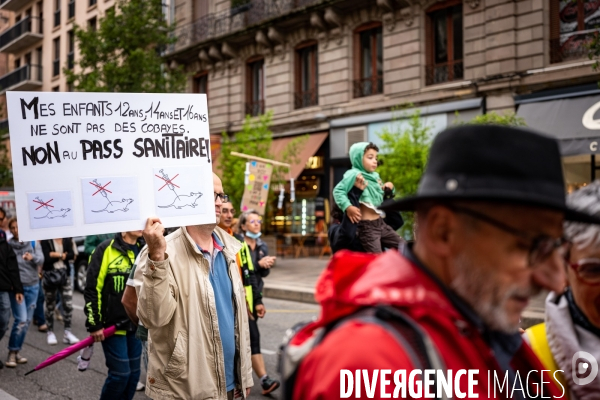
[
  {"left": 33, "top": 198, "right": 53, "bottom": 210},
  {"left": 155, "top": 174, "right": 180, "bottom": 191},
  {"left": 89, "top": 181, "right": 113, "bottom": 196}
]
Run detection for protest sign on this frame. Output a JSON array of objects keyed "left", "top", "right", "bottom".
[
  {"left": 240, "top": 161, "right": 272, "bottom": 216},
  {"left": 7, "top": 91, "right": 214, "bottom": 241}
]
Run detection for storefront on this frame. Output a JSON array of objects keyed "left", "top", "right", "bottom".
[
  {"left": 328, "top": 98, "right": 483, "bottom": 190},
  {"left": 516, "top": 84, "right": 600, "bottom": 192}
]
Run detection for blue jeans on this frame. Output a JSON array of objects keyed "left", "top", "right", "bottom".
[
  {"left": 34, "top": 280, "right": 45, "bottom": 325},
  {"left": 0, "top": 291, "right": 10, "bottom": 342},
  {"left": 8, "top": 284, "right": 39, "bottom": 352},
  {"left": 100, "top": 332, "right": 142, "bottom": 400}
]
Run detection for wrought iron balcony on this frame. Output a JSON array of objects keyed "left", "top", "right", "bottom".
[
  {"left": 425, "top": 60, "right": 464, "bottom": 86},
  {"left": 169, "top": 0, "right": 323, "bottom": 54},
  {"left": 0, "top": 16, "right": 43, "bottom": 54},
  {"left": 245, "top": 100, "right": 265, "bottom": 117},
  {"left": 0, "top": 64, "right": 42, "bottom": 94},
  {"left": 353, "top": 76, "right": 383, "bottom": 98},
  {"left": 0, "top": 0, "right": 35, "bottom": 12},
  {"left": 294, "top": 89, "right": 318, "bottom": 109}
]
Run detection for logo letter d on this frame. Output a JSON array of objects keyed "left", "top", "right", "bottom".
[{"left": 572, "top": 351, "right": 599, "bottom": 386}]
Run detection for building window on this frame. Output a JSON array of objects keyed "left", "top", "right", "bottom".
[
  {"left": 550, "top": 0, "right": 600, "bottom": 63},
  {"left": 37, "top": 1, "right": 43, "bottom": 33},
  {"left": 246, "top": 58, "right": 264, "bottom": 117},
  {"left": 67, "top": 30, "right": 74, "bottom": 69},
  {"left": 54, "top": 0, "right": 61, "bottom": 27},
  {"left": 295, "top": 42, "right": 318, "bottom": 109},
  {"left": 52, "top": 86, "right": 59, "bottom": 91},
  {"left": 426, "top": 1, "right": 463, "bottom": 85},
  {"left": 88, "top": 16, "right": 97, "bottom": 31},
  {"left": 193, "top": 72, "right": 208, "bottom": 94},
  {"left": 68, "top": 0, "right": 75, "bottom": 19},
  {"left": 353, "top": 22, "right": 383, "bottom": 98},
  {"left": 53, "top": 37, "right": 60, "bottom": 77},
  {"left": 89, "top": 0, "right": 97, "bottom": 7}
]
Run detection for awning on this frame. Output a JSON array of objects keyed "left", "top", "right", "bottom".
[
  {"left": 517, "top": 94, "right": 600, "bottom": 156},
  {"left": 270, "top": 131, "right": 328, "bottom": 179}
]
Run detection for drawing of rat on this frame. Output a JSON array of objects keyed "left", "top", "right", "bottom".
[
  {"left": 34, "top": 208, "right": 71, "bottom": 219},
  {"left": 92, "top": 198, "right": 133, "bottom": 213},
  {"left": 158, "top": 192, "right": 203, "bottom": 209}
]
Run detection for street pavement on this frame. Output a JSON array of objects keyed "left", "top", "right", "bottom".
[{"left": 0, "top": 292, "right": 319, "bottom": 400}]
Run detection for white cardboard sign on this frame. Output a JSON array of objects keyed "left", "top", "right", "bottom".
[{"left": 7, "top": 91, "right": 214, "bottom": 241}]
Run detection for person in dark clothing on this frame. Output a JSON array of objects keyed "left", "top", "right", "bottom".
[
  {"left": 84, "top": 231, "right": 144, "bottom": 400},
  {"left": 329, "top": 173, "right": 404, "bottom": 253},
  {"left": 40, "top": 238, "right": 78, "bottom": 345},
  {"left": 0, "top": 229, "right": 23, "bottom": 369},
  {"left": 237, "top": 210, "right": 280, "bottom": 396}
]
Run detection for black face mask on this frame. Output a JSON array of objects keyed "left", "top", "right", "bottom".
[{"left": 566, "top": 288, "right": 600, "bottom": 337}]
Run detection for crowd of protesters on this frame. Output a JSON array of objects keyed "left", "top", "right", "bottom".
[{"left": 1, "top": 124, "right": 600, "bottom": 400}]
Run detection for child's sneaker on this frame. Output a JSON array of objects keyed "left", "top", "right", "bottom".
[
  {"left": 63, "top": 330, "right": 80, "bottom": 344},
  {"left": 47, "top": 331, "right": 57, "bottom": 345},
  {"left": 77, "top": 345, "right": 93, "bottom": 371}
]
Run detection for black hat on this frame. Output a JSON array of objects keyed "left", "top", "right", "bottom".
[{"left": 379, "top": 125, "right": 600, "bottom": 224}]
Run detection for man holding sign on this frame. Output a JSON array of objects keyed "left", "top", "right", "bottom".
[{"left": 135, "top": 173, "right": 253, "bottom": 399}]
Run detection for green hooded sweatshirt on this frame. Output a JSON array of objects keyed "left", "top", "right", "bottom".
[{"left": 333, "top": 142, "right": 386, "bottom": 212}]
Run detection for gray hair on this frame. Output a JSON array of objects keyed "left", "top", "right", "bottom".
[
  {"left": 564, "top": 180, "right": 600, "bottom": 250},
  {"left": 237, "top": 209, "right": 259, "bottom": 233}
]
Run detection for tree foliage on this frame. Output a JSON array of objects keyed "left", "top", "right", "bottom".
[
  {"left": 377, "top": 108, "right": 433, "bottom": 239},
  {"left": 456, "top": 111, "right": 526, "bottom": 126},
  {"left": 217, "top": 112, "right": 307, "bottom": 213},
  {"left": 65, "top": 0, "right": 186, "bottom": 93}
]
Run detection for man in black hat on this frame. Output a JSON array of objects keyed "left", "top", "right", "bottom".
[{"left": 288, "top": 125, "right": 598, "bottom": 399}]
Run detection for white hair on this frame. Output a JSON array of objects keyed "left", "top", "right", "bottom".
[{"left": 564, "top": 180, "right": 600, "bottom": 250}]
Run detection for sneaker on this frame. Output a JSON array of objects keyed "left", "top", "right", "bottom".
[
  {"left": 260, "top": 376, "right": 280, "bottom": 395},
  {"left": 136, "top": 381, "right": 145, "bottom": 391},
  {"left": 5, "top": 352, "right": 16, "bottom": 368},
  {"left": 15, "top": 352, "right": 27, "bottom": 364},
  {"left": 63, "top": 330, "right": 80, "bottom": 345},
  {"left": 47, "top": 331, "right": 57, "bottom": 346},
  {"left": 77, "top": 345, "right": 94, "bottom": 371}
]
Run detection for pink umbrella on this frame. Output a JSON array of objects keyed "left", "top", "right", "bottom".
[{"left": 25, "top": 325, "right": 117, "bottom": 376}]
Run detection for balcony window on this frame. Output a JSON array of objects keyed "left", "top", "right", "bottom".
[
  {"left": 68, "top": 0, "right": 74, "bottom": 19},
  {"left": 353, "top": 22, "right": 383, "bottom": 98},
  {"left": 295, "top": 42, "right": 318, "bottom": 109},
  {"left": 193, "top": 72, "right": 208, "bottom": 94},
  {"left": 53, "top": 37, "right": 60, "bottom": 76},
  {"left": 89, "top": 0, "right": 97, "bottom": 7},
  {"left": 67, "top": 30, "right": 74, "bottom": 69},
  {"left": 88, "top": 16, "right": 96, "bottom": 31},
  {"left": 426, "top": 1, "right": 463, "bottom": 85},
  {"left": 54, "top": 0, "right": 60, "bottom": 27},
  {"left": 37, "top": 1, "right": 43, "bottom": 33},
  {"left": 550, "top": 0, "right": 600, "bottom": 63},
  {"left": 246, "top": 58, "right": 264, "bottom": 117}
]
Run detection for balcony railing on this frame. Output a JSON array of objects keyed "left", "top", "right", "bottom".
[
  {"left": 353, "top": 76, "right": 383, "bottom": 98},
  {"left": 425, "top": 60, "right": 464, "bottom": 86},
  {"left": 0, "top": 16, "right": 43, "bottom": 53},
  {"left": 245, "top": 99, "right": 265, "bottom": 117},
  {"left": 67, "top": 52, "right": 74, "bottom": 69},
  {"left": 294, "top": 89, "right": 318, "bottom": 109},
  {"left": 0, "top": 64, "right": 42, "bottom": 93},
  {"left": 0, "top": 0, "right": 35, "bottom": 12},
  {"left": 551, "top": 30, "right": 598, "bottom": 64},
  {"left": 54, "top": 9, "right": 60, "bottom": 27},
  {"left": 169, "top": 0, "right": 322, "bottom": 54},
  {"left": 68, "top": 1, "right": 75, "bottom": 19}
]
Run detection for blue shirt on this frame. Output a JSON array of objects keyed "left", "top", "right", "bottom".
[{"left": 199, "top": 234, "right": 236, "bottom": 391}]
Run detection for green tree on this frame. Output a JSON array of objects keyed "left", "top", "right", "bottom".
[
  {"left": 65, "top": 0, "right": 186, "bottom": 92},
  {"left": 0, "top": 132, "right": 12, "bottom": 187},
  {"left": 456, "top": 110, "right": 526, "bottom": 126},
  {"left": 377, "top": 108, "right": 433, "bottom": 239},
  {"left": 217, "top": 111, "right": 307, "bottom": 214}
]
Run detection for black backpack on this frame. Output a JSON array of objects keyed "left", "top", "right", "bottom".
[{"left": 278, "top": 305, "right": 449, "bottom": 400}]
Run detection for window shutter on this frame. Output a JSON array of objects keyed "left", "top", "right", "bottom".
[{"left": 346, "top": 127, "right": 367, "bottom": 154}]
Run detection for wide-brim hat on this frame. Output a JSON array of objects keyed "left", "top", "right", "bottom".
[{"left": 379, "top": 125, "right": 600, "bottom": 225}]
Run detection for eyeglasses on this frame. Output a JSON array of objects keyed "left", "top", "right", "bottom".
[
  {"left": 250, "top": 219, "right": 262, "bottom": 224},
  {"left": 214, "top": 193, "right": 229, "bottom": 203},
  {"left": 569, "top": 259, "right": 600, "bottom": 285},
  {"left": 448, "top": 205, "right": 567, "bottom": 266}
]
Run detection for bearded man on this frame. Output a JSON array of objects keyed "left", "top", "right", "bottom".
[{"left": 290, "top": 125, "right": 600, "bottom": 399}]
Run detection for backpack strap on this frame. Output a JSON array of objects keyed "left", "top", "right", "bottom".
[{"left": 279, "top": 305, "right": 449, "bottom": 400}]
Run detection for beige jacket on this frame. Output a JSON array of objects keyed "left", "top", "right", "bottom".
[{"left": 134, "top": 226, "right": 253, "bottom": 399}]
